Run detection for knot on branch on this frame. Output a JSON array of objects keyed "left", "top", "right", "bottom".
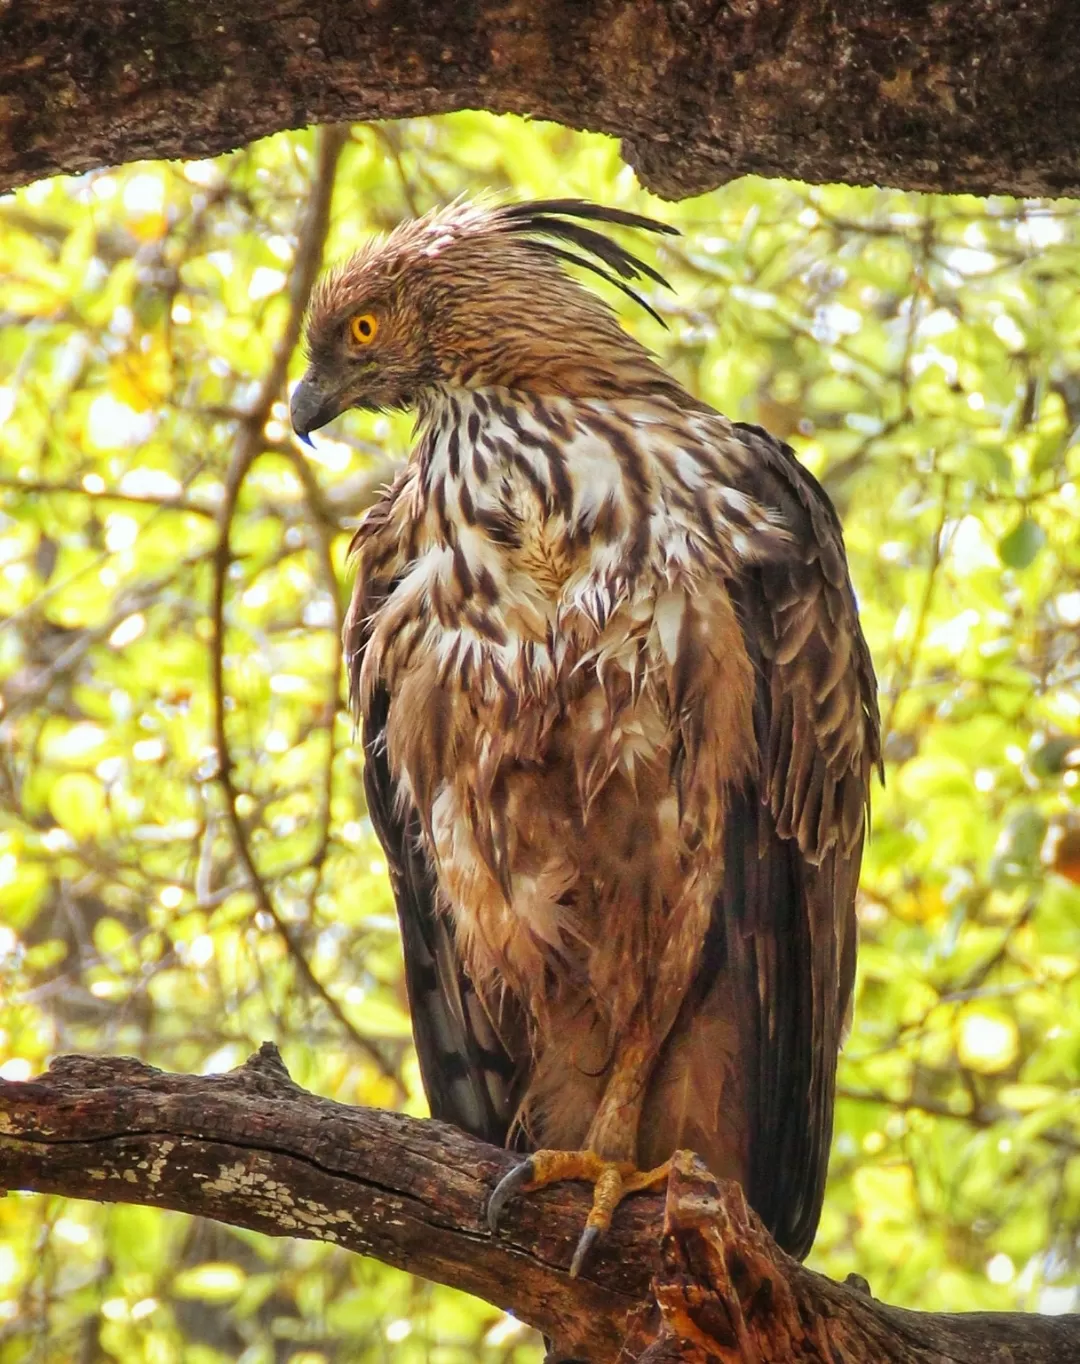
[
  {"left": 232, "top": 1042, "right": 305, "bottom": 1095},
  {"left": 622, "top": 1154, "right": 834, "bottom": 1364},
  {"left": 40, "top": 1042, "right": 301, "bottom": 1102}
]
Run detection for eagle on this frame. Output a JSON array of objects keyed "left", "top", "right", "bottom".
[{"left": 290, "top": 199, "right": 880, "bottom": 1275}]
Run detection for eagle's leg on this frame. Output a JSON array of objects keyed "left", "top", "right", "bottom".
[{"left": 488, "top": 1034, "right": 670, "bottom": 1277}]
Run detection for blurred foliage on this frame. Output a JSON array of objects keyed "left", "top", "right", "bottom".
[{"left": 2, "top": 111, "right": 1080, "bottom": 1362}]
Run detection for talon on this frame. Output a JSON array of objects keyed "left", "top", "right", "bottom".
[
  {"left": 486, "top": 1150, "right": 667, "bottom": 1275},
  {"left": 488, "top": 1157, "right": 536, "bottom": 1232},
  {"left": 568, "top": 1163, "right": 622, "bottom": 1275},
  {"left": 569, "top": 1223, "right": 601, "bottom": 1278}
]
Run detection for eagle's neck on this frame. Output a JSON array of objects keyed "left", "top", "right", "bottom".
[
  {"left": 347, "top": 381, "right": 780, "bottom": 746},
  {"left": 414, "top": 384, "right": 658, "bottom": 613},
  {"left": 412, "top": 384, "right": 778, "bottom": 596}
]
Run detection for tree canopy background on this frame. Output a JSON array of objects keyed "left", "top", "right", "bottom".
[{"left": 1, "top": 114, "right": 1079, "bottom": 1364}]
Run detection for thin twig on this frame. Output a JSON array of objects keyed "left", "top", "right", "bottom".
[
  {"left": 880, "top": 472, "right": 953, "bottom": 743},
  {"left": 0, "top": 478, "right": 219, "bottom": 519},
  {"left": 372, "top": 125, "right": 421, "bottom": 218},
  {"left": 208, "top": 125, "right": 401, "bottom": 1089},
  {"left": 281, "top": 446, "right": 344, "bottom": 892},
  {"left": 836, "top": 1086, "right": 1080, "bottom": 1153}
]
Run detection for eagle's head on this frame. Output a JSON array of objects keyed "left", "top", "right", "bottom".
[{"left": 289, "top": 198, "right": 677, "bottom": 442}]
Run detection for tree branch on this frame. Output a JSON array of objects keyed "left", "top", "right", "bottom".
[
  {"left": 1, "top": 1047, "right": 1077, "bottom": 1362},
  {"left": 2, "top": 1, "right": 1079, "bottom": 201},
  {"left": 204, "top": 122, "right": 404, "bottom": 1090}
]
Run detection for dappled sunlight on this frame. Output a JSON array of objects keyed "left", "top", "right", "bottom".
[{"left": 2, "top": 112, "right": 1079, "bottom": 1359}]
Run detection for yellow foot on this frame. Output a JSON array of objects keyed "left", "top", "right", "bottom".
[{"left": 488, "top": 1149, "right": 671, "bottom": 1277}]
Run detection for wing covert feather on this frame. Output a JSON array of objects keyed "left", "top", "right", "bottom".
[
  {"left": 362, "top": 682, "right": 520, "bottom": 1144},
  {"left": 345, "top": 492, "right": 526, "bottom": 1147},
  {"left": 719, "top": 422, "right": 879, "bottom": 1258}
]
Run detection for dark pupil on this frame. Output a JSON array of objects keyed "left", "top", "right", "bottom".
[{"left": 358, "top": 319, "right": 371, "bottom": 337}]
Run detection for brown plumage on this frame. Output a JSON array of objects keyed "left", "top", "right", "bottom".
[{"left": 292, "top": 198, "right": 880, "bottom": 1265}]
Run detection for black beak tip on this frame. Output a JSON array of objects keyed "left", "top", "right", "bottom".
[{"left": 289, "top": 377, "right": 338, "bottom": 448}]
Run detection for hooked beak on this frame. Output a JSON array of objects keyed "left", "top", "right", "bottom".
[{"left": 290, "top": 376, "right": 345, "bottom": 447}]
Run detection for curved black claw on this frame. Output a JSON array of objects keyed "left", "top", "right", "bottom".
[
  {"left": 569, "top": 1224, "right": 601, "bottom": 1279},
  {"left": 488, "top": 1158, "right": 536, "bottom": 1232}
]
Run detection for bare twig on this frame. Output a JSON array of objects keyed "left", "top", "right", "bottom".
[
  {"left": 881, "top": 472, "right": 953, "bottom": 744},
  {"left": 0, "top": 478, "right": 219, "bottom": 519},
  {"left": 207, "top": 125, "right": 401, "bottom": 1088},
  {"left": 280, "top": 445, "right": 344, "bottom": 892},
  {"left": 837, "top": 1086, "right": 1080, "bottom": 1155}
]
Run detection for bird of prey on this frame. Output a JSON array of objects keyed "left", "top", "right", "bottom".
[{"left": 291, "top": 199, "right": 880, "bottom": 1275}]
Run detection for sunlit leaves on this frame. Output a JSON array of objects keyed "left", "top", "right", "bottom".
[{"left": 2, "top": 113, "right": 1080, "bottom": 1359}]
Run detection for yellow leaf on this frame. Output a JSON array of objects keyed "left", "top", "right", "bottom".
[
  {"left": 997, "top": 1084, "right": 1061, "bottom": 1112},
  {"left": 172, "top": 1262, "right": 246, "bottom": 1301},
  {"left": 108, "top": 340, "right": 171, "bottom": 411},
  {"left": 47, "top": 772, "right": 106, "bottom": 843},
  {"left": 130, "top": 212, "right": 167, "bottom": 242}
]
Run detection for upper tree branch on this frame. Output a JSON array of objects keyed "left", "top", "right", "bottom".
[
  {"left": 2, "top": 1, "right": 1079, "bottom": 201},
  {"left": 1, "top": 1046, "right": 1078, "bottom": 1363}
]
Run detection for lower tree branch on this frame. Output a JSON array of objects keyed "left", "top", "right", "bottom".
[{"left": 1, "top": 1046, "right": 1076, "bottom": 1362}]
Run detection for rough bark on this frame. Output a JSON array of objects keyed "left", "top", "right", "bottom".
[
  {"left": 1, "top": 1045, "right": 1077, "bottom": 1363},
  {"left": 2, "top": 1, "right": 1079, "bottom": 200}
]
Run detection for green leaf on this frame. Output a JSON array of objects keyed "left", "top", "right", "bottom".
[{"left": 998, "top": 516, "right": 1046, "bottom": 568}]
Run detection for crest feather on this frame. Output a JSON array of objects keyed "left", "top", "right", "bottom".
[{"left": 493, "top": 198, "right": 679, "bottom": 327}]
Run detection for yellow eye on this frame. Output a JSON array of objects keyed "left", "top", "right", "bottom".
[{"left": 350, "top": 313, "right": 378, "bottom": 345}]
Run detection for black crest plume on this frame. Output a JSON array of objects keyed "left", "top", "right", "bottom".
[{"left": 495, "top": 199, "right": 679, "bottom": 327}]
